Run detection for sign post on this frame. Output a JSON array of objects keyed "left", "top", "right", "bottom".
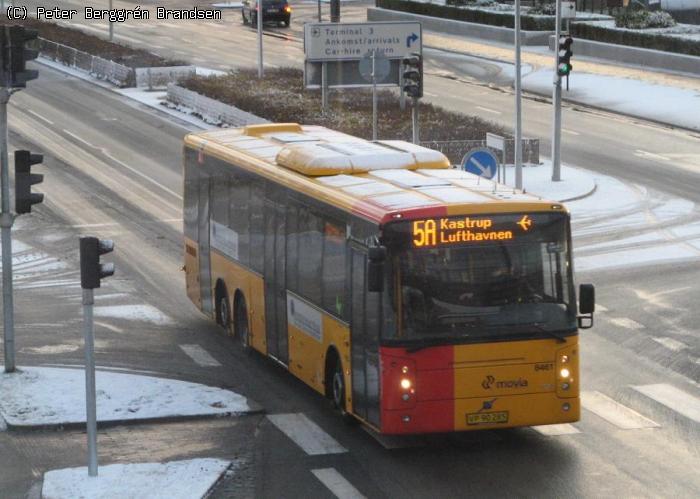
[{"left": 486, "top": 133, "right": 505, "bottom": 184}]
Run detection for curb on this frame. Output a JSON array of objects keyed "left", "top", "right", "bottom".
[
  {"left": 558, "top": 179, "right": 598, "bottom": 203},
  {"left": 1, "top": 404, "right": 265, "bottom": 433}
]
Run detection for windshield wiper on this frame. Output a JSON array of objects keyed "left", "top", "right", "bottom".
[{"left": 509, "top": 321, "right": 567, "bottom": 343}]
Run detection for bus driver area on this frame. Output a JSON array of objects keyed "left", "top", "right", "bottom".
[{"left": 183, "top": 123, "right": 594, "bottom": 436}]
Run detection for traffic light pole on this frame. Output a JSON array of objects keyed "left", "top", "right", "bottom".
[
  {"left": 551, "top": 0, "right": 563, "bottom": 182},
  {"left": 0, "top": 87, "right": 17, "bottom": 373},
  {"left": 514, "top": 0, "right": 523, "bottom": 190},
  {"left": 412, "top": 97, "right": 419, "bottom": 144},
  {"left": 83, "top": 286, "right": 98, "bottom": 476}
]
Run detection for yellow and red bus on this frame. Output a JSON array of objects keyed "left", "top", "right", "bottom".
[{"left": 183, "top": 123, "right": 595, "bottom": 434}]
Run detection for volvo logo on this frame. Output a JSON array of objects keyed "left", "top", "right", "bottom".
[{"left": 482, "top": 375, "right": 529, "bottom": 389}]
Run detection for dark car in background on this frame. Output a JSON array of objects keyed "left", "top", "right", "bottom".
[{"left": 242, "top": 0, "right": 292, "bottom": 27}]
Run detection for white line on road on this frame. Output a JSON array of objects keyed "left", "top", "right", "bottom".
[
  {"left": 652, "top": 337, "right": 688, "bottom": 352},
  {"left": 475, "top": 106, "right": 502, "bottom": 115},
  {"left": 179, "top": 344, "right": 222, "bottom": 367},
  {"left": 562, "top": 128, "right": 580, "bottom": 136},
  {"left": 94, "top": 321, "right": 124, "bottom": 333},
  {"left": 633, "top": 384, "right": 700, "bottom": 424},
  {"left": 531, "top": 423, "right": 580, "bottom": 436},
  {"left": 102, "top": 151, "right": 183, "bottom": 200},
  {"left": 634, "top": 149, "right": 671, "bottom": 161},
  {"left": 158, "top": 23, "right": 182, "bottom": 29},
  {"left": 63, "top": 129, "right": 96, "bottom": 149},
  {"left": 423, "top": 91, "right": 438, "bottom": 97},
  {"left": 27, "top": 109, "right": 54, "bottom": 125},
  {"left": 581, "top": 391, "right": 659, "bottom": 429},
  {"left": 267, "top": 413, "right": 348, "bottom": 455},
  {"left": 596, "top": 304, "right": 609, "bottom": 313},
  {"left": 609, "top": 317, "right": 645, "bottom": 330},
  {"left": 311, "top": 469, "right": 366, "bottom": 499}
]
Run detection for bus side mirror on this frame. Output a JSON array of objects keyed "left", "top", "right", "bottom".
[
  {"left": 577, "top": 283, "right": 595, "bottom": 329},
  {"left": 367, "top": 246, "right": 387, "bottom": 293}
]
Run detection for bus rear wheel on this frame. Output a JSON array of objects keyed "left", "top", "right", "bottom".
[
  {"left": 216, "top": 284, "right": 230, "bottom": 332},
  {"left": 234, "top": 295, "right": 250, "bottom": 350}
]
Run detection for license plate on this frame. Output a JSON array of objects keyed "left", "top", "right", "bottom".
[
  {"left": 267, "top": 8, "right": 279, "bottom": 12},
  {"left": 467, "top": 411, "right": 509, "bottom": 425}
]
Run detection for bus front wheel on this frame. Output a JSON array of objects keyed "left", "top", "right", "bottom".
[{"left": 330, "top": 357, "right": 350, "bottom": 418}]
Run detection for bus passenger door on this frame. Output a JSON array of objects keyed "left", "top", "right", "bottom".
[
  {"left": 198, "top": 175, "right": 213, "bottom": 316},
  {"left": 351, "top": 247, "right": 368, "bottom": 420},
  {"left": 264, "top": 199, "right": 288, "bottom": 365},
  {"left": 351, "top": 246, "right": 381, "bottom": 427}
]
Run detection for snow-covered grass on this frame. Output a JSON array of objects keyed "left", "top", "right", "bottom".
[
  {"left": 501, "top": 160, "right": 596, "bottom": 203},
  {"left": 42, "top": 458, "right": 232, "bottom": 499},
  {"left": 522, "top": 69, "right": 700, "bottom": 132},
  {"left": 0, "top": 367, "right": 256, "bottom": 428},
  {"left": 579, "top": 18, "right": 700, "bottom": 41}
]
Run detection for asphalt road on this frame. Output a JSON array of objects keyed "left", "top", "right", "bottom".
[{"left": 0, "top": 3, "right": 699, "bottom": 498}]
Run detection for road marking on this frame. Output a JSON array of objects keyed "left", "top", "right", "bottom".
[
  {"left": 102, "top": 151, "right": 183, "bottom": 200},
  {"left": 633, "top": 384, "right": 700, "bottom": 424},
  {"left": 609, "top": 317, "right": 644, "bottom": 330},
  {"left": 531, "top": 423, "right": 580, "bottom": 436},
  {"left": 652, "top": 337, "right": 688, "bottom": 352},
  {"left": 475, "top": 105, "right": 501, "bottom": 115},
  {"left": 423, "top": 91, "right": 438, "bottom": 97},
  {"left": 158, "top": 22, "right": 182, "bottom": 29},
  {"left": 596, "top": 304, "right": 608, "bottom": 313},
  {"left": 311, "top": 469, "right": 366, "bottom": 499},
  {"left": 179, "top": 344, "right": 221, "bottom": 367},
  {"left": 94, "top": 321, "right": 124, "bottom": 333},
  {"left": 150, "top": 44, "right": 165, "bottom": 50},
  {"left": 634, "top": 149, "right": 671, "bottom": 161},
  {"left": 62, "top": 129, "right": 96, "bottom": 149},
  {"left": 581, "top": 391, "right": 659, "bottom": 429},
  {"left": 562, "top": 128, "right": 580, "bottom": 136},
  {"left": 27, "top": 109, "right": 54, "bottom": 125},
  {"left": 267, "top": 413, "right": 348, "bottom": 455}
]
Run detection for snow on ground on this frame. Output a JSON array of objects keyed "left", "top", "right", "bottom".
[
  {"left": 0, "top": 366, "right": 256, "bottom": 428},
  {"left": 501, "top": 160, "right": 596, "bottom": 203},
  {"left": 42, "top": 458, "right": 232, "bottom": 499},
  {"left": 212, "top": 1, "right": 243, "bottom": 7},
  {"left": 522, "top": 69, "right": 700, "bottom": 131},
  {"left": 94, "top": 304, "right": 173, "bottom": 325}
]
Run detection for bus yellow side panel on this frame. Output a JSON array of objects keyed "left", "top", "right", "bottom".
[
  {"left": 288, "top": 306, "right": 352, "bottom": 413},
  {"left": 184, "top": 237, "right": 201, "bottom": 309},
  {"left": 209, "top": 251, "right": 267, "bottom": 355},
  {"left": 248, "top": 277, "right": 267, "bottom": 354}
]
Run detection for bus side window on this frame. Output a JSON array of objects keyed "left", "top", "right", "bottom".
[
  {"left": 229, "top": 173, "right": 250, "bottom": 266},
  {"left": 322, "top": 220, "right": 347, "bottom": 320},
  {"left": 249, "top": 181, "right": 265, "bottom": 272},
  {"left": 297, "top": 208, "right": 323, "bottom": 304}
]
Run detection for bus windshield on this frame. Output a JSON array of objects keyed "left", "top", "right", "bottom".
[{"left": 384, "top": 212, "right": 576, "bottom": 343}]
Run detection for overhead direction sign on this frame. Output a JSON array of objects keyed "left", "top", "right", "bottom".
[
  {"left": 561, "top": 1, "right": 577, "bottom": 18},
  {"left": 304, "top": 21, "right": 422, "bottom": 62},
  {"left": 462, "top": 148, "right": 499, "bottom": 179}
]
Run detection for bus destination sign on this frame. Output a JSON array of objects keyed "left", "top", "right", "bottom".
[{"left": 412, "top": 215, "right": 533, "bottom": 248}]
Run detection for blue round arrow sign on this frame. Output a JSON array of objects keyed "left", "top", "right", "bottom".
[{"left": 461, "top": 148, "right": 499, "bottom": 179}]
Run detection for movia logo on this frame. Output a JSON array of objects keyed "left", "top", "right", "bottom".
[{"left": 482, "top": 375, "right": 529, "bottom": 389}]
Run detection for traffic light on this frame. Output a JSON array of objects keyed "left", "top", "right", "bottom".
[
  {"left": 80, "top": 237, "right": 115, "bottom": 289},
  {"left": 557, "top": 34, "right": 573, "bottom": 77},
  {"left": 0, "top": 25, "right": 39, "bottom": 88},
  {"left": 402, "top": 52, "right": 423, "bottom": 99},
  {"left": 14, "top": 150, "right": 44, "bottom": 214},
  {"left": 9, "top": 25, "right": 39, "bottom": 88}
]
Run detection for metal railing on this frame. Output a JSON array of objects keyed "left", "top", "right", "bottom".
[
  {"left": 420, "top": 138, "right": 540, "bottom": 165},
  {"left": 38, "top": 38, "right": 134, "bottom": 87}
]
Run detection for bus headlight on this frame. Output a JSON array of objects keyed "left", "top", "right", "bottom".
[
  {"left": 559, "top": 368, "right": 570, "bottom": 379},
  {"left": 400, "top": 378, "right": 412, "bottom": 390}
]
